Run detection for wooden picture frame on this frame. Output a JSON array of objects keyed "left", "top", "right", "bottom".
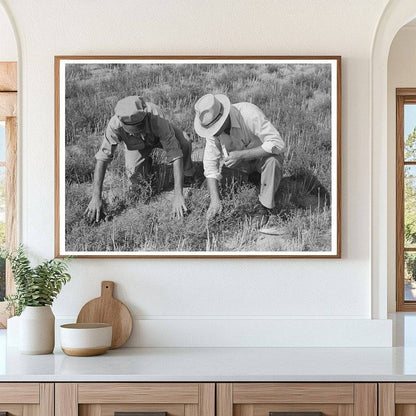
[{"left": 55, "top": 56, "right": 341, "bottom": 258}]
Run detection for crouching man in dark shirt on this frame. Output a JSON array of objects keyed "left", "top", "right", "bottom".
[{"left": 85, "top": 96, "right": 194, "bottom": 221}]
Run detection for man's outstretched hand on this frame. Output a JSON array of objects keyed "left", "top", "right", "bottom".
[
  {"left": 206, "top": 199, "right": 223, "bottom": 220},
  {"left": 172, "top": 193, "right": 188, "bottom": 218},
  {"left": 85, "top": 196, "right": 104, "bottom": 223}
]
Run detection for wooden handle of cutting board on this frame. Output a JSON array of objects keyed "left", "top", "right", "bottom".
[
  {"left": 77, "top": 280, "right": 133, "bottom": 349},
  {"left": 101, "top": 281, "right": 115, "bottom": 298}
]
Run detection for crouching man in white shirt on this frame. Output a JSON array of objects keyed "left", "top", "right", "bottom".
[{"left": 193, "top": 94, "right": 285, "bottom": 230}]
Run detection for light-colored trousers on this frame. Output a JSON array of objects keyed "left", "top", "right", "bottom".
[
  {"left": 232, "top": 154, "right": 283, "bottom": 209},
  {"left": 257, "top": 154, "right": 283, "bottom": 209}
]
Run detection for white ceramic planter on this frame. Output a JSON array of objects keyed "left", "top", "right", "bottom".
[
  {"left": 6, "top": 315, "right": 20, "bottom": 347},
  {"left": 19, "top": 306, "right": 55, "bottom": 354}
]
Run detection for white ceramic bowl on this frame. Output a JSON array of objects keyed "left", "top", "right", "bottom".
[{"left": 60, "top": 323, "right": 112, "bottom": 356}]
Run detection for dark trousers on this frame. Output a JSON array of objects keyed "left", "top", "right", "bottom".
[{"left": 125, "top": 128, "right": 195, "bottom": 183}]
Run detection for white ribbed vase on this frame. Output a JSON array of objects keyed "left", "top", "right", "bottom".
[{"left": 19, "top": 306, "right": 55, "bottom": 354}]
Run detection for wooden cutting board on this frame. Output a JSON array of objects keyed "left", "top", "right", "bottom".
[{"left": 76, "top": 281, "right": 133, "bottom": 349}]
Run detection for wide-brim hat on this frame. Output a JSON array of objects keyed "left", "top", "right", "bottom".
[
  {"left": 115, "top": 96, "right": 147, "bottom": 134},
  {"left": 194, "top": 94, "right": 231, "bottom": 138}
]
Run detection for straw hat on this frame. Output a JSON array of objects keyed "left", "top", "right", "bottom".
[{"left": 194, "top": 94, "right": 231, "bottom": 137}]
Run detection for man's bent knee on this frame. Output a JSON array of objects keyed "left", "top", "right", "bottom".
[
  {"left": 263, "top": 155, "right": 282, "bottom": 169},
  {"left": 126, "top": 157, "right": 152, "bottom": 185}
]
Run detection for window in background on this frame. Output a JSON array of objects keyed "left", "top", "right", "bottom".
[
  {"left": 0, "top": 62, "right": 17, "bottom": 328},
  {"left": 397, "top": 90, "right": 416, "bottom": 310},
  {"left": 0, "top": 121, "right": 5, "bottom": 301}
]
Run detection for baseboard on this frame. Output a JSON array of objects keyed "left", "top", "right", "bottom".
[{"left": 55, "top": 317, "right": 392, "bottom": 347}]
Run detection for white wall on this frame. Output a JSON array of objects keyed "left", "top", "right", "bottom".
[
  {"left": 0, "top": 3, "right": 16, "bottom": 61},
  {"left": 0, "top": 0, "right": 393, "bottom": 346},
  {"left": 387, "top": 25, "right": 416, "bottom": 312}
]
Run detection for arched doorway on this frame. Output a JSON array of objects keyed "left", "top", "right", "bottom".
[{"left": 371, "top": 0, "right": 416, "bottom": 319}]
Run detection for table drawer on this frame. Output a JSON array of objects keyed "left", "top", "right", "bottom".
[
  {"left": 218, "top": 383, "right": 376, "bottom": 416},
  {"left": 56, "top": 383, "right": 215, "bottom": 416},
  {"left": 0, "top": 383, "right": 53, "bottom": 416},
  {"left": 379, "top": 383, "right": 416, "bottom": 416}
]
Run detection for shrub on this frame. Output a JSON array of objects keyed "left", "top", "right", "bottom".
[{"left": 1, "top": 246, "right": 71, "bottom": 316}]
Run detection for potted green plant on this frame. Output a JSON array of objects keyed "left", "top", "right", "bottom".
[{"left": 2, "top": 246, "right": 71, "bottom": 354}]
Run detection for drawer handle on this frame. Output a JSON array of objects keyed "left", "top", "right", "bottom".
[
  {"left": 115, "top": 413, "right": 167, "bottom": 416},
  {"left": 270, "top": 413, "right": 324, "bottom": 416}
]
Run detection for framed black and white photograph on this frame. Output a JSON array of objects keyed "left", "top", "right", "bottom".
[{"left": 55, "top": 56, "right": 341, "bottom": 258}]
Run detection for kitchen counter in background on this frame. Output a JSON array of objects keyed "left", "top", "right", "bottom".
[
  {"left": 0, "top": 313, "right": 415, "bottom": 382},
  {"left": 0, "top": 329, "right": 416, "bottom": 382}
]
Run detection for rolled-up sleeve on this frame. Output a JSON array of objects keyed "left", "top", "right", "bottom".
[
  {"left": 203, "top": 137, "right": 222, "bottom": 181},
  {"left": 95, "top": 116, "right": 120, "bottom": 163},
  {"left": 245, "top": 106, "right": 285, "bottom": 155},
  {"left": 151, "top": 116, "right": 183, "bottom": 163}
]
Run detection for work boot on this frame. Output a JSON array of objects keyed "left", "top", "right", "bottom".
[{"left": 252, "top": 203, "right": 271, "bottom": 227}]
